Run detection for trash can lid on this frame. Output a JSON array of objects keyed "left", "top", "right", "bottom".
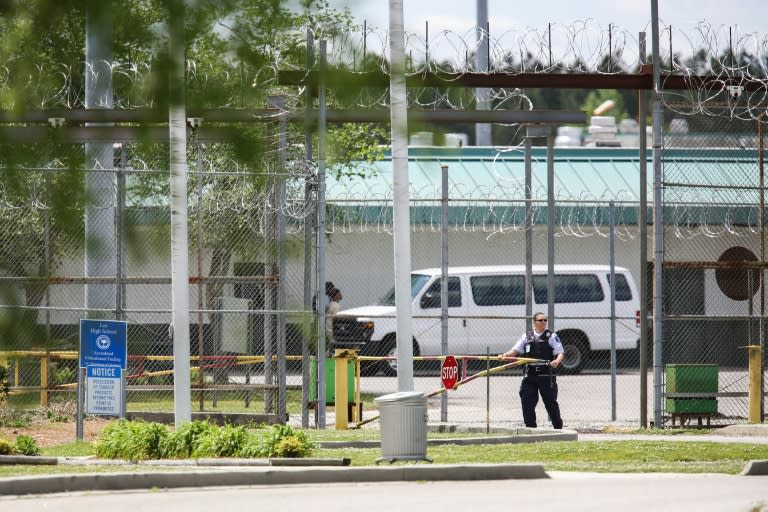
[{"left": 374, "top": 391, "right": 426, "bottom": 404}]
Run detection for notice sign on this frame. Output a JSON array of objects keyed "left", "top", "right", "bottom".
[
  {"left": 86, "top": 365, "right": 122, "bottom": 416},
  {"left": 80, "top": 319, "right": 127, "bottom": 369}
]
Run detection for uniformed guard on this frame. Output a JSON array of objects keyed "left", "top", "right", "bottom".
[{"left": 499, "top": 312, "right": 564, "bottom": 429}]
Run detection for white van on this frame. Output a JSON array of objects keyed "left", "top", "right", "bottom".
[{"left": 331, "top": 264, "right": 640, "bottom": 375}]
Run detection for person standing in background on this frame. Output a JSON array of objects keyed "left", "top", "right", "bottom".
[{"left": 325, "top": 287, "right": 343, "bottom": 353}]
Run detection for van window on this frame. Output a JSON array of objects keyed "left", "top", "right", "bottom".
[
  {"left": 420, "top": 277, "right": 462, "bottom": 308},
  {"left": 380, "top": 273, "right": 432, "bottom": 305},
  {"left": 606, "top": 273, "right": 632, "bottom": 301},
  {"left": 533, "top": 274, "right": 604, "bottom": 303},
  {"left": 471, "top": 275, "right": 525, "bottom": 306}
]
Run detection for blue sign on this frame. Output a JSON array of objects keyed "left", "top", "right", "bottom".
[{"left": 79, "top": 319, "right": 128, "bottom": 369}]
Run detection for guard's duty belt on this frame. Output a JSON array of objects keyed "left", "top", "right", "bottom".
[{"left": 525, "top": 364, "right": 551, "bottom": 375}]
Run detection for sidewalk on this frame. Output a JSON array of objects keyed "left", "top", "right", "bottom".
[{"left": 578, "top": 423, "right": 768, "bottom": 444}]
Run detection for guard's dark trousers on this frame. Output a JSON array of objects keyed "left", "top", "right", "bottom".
[{"left": 519, "top": 371, "right": 563, "bottom": 429}]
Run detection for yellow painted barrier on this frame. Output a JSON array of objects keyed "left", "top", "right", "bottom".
[{"left": 747, "top": 345, "right": 763, "bottom": 423}]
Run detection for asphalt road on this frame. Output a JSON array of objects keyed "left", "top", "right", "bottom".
[{"left": 3, "top": 474, "right": 767, "bottom": 512}]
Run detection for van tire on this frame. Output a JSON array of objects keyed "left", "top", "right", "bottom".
[
  {"left": 558, "top": 331, "right": 589, "bottom": 374},
  {"left": 363, "top": 335, "right": 419, "bottom": 376},
  {"left": 381, "top": 338, "right": 398, "bottom": 376}
]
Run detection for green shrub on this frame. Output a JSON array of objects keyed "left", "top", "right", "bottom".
[
  {"left": 14, "top": 434, "right": 40, "bottom": 456},
  {"left": 160, "top": 420, "right": 217, "bottom": 458},
  {"left": 94, "top": 419, "right": 169, "bottom": 461},
  {"left": 93, "top": 420, "right": 314, "bottom": 461},
  {"left": 0, "top": 437, "right": 15, "bottom": 455},
  {"left": 274, "top": 435, "right": 312, "bottom": 458},
  {"left": 241, "top": 424, "right": 315, "bottom": 458},
  {"left": 44, "top": 407, "right": 71, "bottom": 423},
  {"left": 51, "top": 364, "right": 76, "bottom": 386},
  {"left": 192, "top": 423, "right": 248, "bottom": 458}
]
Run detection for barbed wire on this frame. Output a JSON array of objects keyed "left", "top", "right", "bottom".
[
  {"left": 2, "top": 20, "right": 767, "bottom": 239},
  {"left": 1, "top": 20, "right": 766, "bottom": 114}
]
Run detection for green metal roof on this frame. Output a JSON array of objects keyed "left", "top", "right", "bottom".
[
  {"left": 326, "top": 146, "right": 763, "bottom": 204},
  {"left": 325, "top": 146, "right": 765, "bottom": 227}
]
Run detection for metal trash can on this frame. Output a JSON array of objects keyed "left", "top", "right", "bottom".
[{"left": 374, "top": 391, "right": 431, "bottom": 463}]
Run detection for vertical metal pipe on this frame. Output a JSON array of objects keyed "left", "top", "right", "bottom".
[
  {"left": 116, "top": 144, "right": 125, "bottom": 322},
  {"left": 475, "top": 0, "right": 491, "bottom": 146},
  {"left": 169, "top": 0, "right": 191, "bottom": 426},
  {"left": 85, "top": 0, "right": 116, "bottom": 316},
  {"left": 302, "top": 29, "right": 314, "bottom": 429},
  {"left": 44, "top": 165, "right": 52, "bottom": 410},
  {"left": 195, "top": 133, "right": 205, "bottom": 412},
  {"left": 759, "top": 119, "right": 765, "bottom": 344},
  {"left": 272, "top": 95, "right": 288, "bottom": 422},
  {"left": 118, "top": 142, "right": 127, "bottom": 418},
  {"left": 759, "top": 118, "right": 765, "bottom": 420},
  {"left": 316, "top": 40, "right": 328, "bottom": 428},
  {"left": 525, "top": 137, "right": 533, "bottom": 319},
  {"left": 547, "top": 129, "right": 555, "bottom": 329},
  {"left": 440, "top": 164, "right": 449, "bottom": 422},
  {"left": 609, "top": 201, "right": 617, "bottom": 421},
  {"left": 638, "top": 31, "right": 649, "bottom": 428},
  {"left": 389, "top": 0, "right": 414, "bottom": 392},
  {"left": 651, "top": 0, "right": 665, "bottom": 429},
  {"left": 608, "top": 24, "right": 612, "bottom": 73}
]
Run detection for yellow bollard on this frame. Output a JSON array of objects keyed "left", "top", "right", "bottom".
[
  {"left": 334, "top": 349, "right": 360, "bottom": 429},
  {"left": 747, "top": 345, "right": 763, "bottom": 423},
  {"left": 40, "top": 355, "right": 49, "bottom": 408},
  {"left": 353, "top": 355, "right": 361, "bottom": 423},
  {"left": 334, "top": 349, "right": 349, "bottom": 430}
]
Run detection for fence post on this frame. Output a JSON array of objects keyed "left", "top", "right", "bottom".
[{"left": 747, "top": 345, "right": 763, "bottom": 423}]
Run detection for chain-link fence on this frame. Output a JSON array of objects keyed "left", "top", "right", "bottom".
[
  {"left": 2, "top": 119, "right": 767, "bottom": 429},
  {"left": 1, "top": 13, "right": 767, "bottom": 430},
  {"left": 0, "top": 134, "right": 315, "bottom": 421},
  {"left": 660, "top": 112, "right": 767, "bottom": 426}
]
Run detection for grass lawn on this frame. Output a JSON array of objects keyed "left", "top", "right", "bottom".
[{"left": 1, "top": 426, "right": 766, "bottom": 477}]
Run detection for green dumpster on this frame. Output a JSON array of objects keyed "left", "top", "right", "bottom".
[
  {"left": 309, "top": 357, "right": 355, "bottom": 404},
  {"left": 665, "top": 364, "right": 718, "bottom": 414}
]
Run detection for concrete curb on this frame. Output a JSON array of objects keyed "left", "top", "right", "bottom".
[
  {"left": 740, "top": 460, "right": 768, "bottom": 476},
  {"left": 0, "top": 455, "right": 352, "bottom": 467},
  {"left": 0, "top": 463, "right": 548, "bottom": 496},
  {"left": 0, "top": 455, "right": 59, "bottom": 465},
  {"left": 318, "top": 427, "right": 577, "bottom": 449},
  {"left": 718, "top": 424, "right": 768, "bottom": 437}
]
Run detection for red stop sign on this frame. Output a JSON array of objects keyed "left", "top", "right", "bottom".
[{"left": 441, "top": 355, "right": 459, "bottom": 390}]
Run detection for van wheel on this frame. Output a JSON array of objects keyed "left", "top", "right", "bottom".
[
  {"left": 379, "top": 336, "right": 420, "bottom": 376},
  {"left": 359, "top": 336, "right": 397, "bottom": 376},
  {"left": 382, "top": 341, "right": 398, "bottom": 376},
  {"left": 559, "top": 333, "right": 589, "bottom": 374}
]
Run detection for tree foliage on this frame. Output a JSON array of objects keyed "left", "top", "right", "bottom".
[{"left": 0, "top": 0, "right": 365, "bottom": 348}]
